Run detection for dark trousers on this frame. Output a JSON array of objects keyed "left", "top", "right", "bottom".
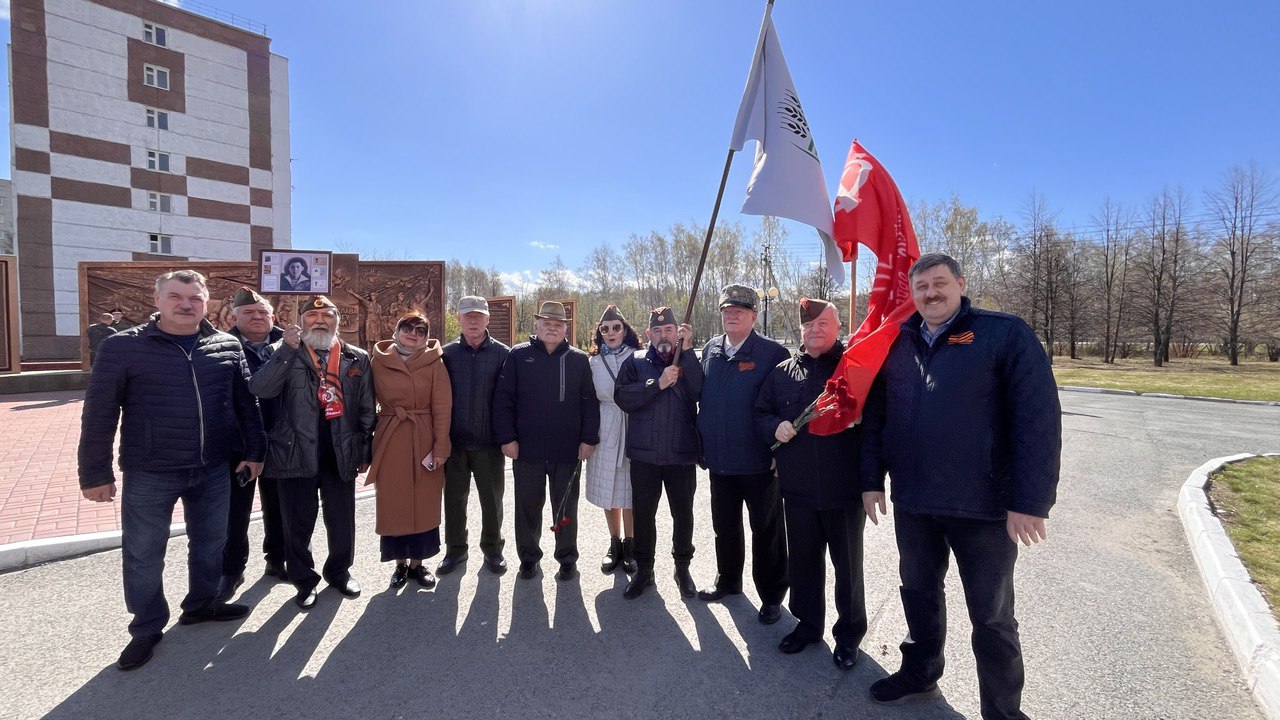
[
  {"left": 630, "top": 461, "right": 696, "bottom": 572},
  {"left": 784, "top": 501, "right": 867, "bottom": 646},
  {"left": 276, "top": 466, "right": 356, "bottom": 591},
  {"left": 708, "top": 471, "right": 788, "bottom": 604},
  {"left": 512, "top": 458, "right": 580, "bottom": 565},
  {"left": 443, "top": 446, "right": 506, "bottom": 557},
  {"left": 120, "top": 463, "right": 229, "bottom": 637},
  {"left": 894, "top": 506, "right": 1027, "bottom": 720},
  {"left": 223, "top": 467, "right": 285, "bottom": 576}
]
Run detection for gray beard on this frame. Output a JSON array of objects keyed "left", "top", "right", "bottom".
[
  {"left": 304, "top": 329, "right": 336, "bottom": 350},
  {"left": 655, "top": 340, "right": 674, "bottom": 355}
]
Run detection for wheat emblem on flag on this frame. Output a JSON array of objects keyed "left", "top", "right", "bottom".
[{"left": 778, "top": 89, "right": 820, "bottom": 163}]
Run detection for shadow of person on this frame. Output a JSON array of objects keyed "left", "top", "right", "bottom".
[{"left": 454, "top": 563, "right": 502, "bottom": 644}]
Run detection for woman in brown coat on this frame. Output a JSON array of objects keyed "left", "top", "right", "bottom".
[{"left": 368, "top": 312, "right": 452, "bottom": 589}]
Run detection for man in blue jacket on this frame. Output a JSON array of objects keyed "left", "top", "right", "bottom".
[
  {"left": 79, "top": 270, "right": 265, "bottom": 671},
  {"left": 696, "top": 284, "right": 790, "bottom": 625},
  {"left": 614, "top": 307, "right": 702, "bottom": 599},
  {"left": 493, "top": 301, "right": 600, "bottom": 581},
  {"left": 861, "top": 253, "right": 1061, "bottom": 720}
]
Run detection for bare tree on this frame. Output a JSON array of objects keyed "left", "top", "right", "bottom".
[
  {"left": 1135, "top": 187, "right": 1195, "bottom": 366},
  {"left": 1205, "top": 163, "right": 1277, "bottom": 364},
  {"left": 1092, "top": 197, "right": 1135, "bottom": 363}
]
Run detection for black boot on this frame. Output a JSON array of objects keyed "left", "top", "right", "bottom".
[
  {"left": 674, "top": 565, "right": 696, "bottom": 598},
  {"left": 620, "top": 537, "right": 638, "bottom": 574},
  {"left": 601, "top": 537, "right": 623, "bottom": 574},
  {"left": 624, "top": 569, "right": 655, "bottom": 599}
]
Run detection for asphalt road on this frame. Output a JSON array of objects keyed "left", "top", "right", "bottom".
[{"left": 1, "top": 392, "right": 1276, "bottom": 720}]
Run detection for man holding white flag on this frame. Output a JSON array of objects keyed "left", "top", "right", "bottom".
[{"left": 730, "top": 3, "right": 844, "bottom": 286}]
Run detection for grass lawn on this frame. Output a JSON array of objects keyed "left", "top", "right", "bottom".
[
  {"left": 1051, "top": 356, "right": 1280, "bottom": 401},
  {"left": 1208, "top": 456, "right": 1280, "bottom": 621}
]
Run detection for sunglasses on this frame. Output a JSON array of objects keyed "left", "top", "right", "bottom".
[
  {"left": 399, "top": 325, "right": 428, "bottom": 337},
  {"left": 599, "top": 323, "right": 624, "bottom": 334}
]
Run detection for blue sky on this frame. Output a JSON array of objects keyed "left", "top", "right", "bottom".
[{"left": 4, "top": 0, "right": 1279, "bottom": 287}]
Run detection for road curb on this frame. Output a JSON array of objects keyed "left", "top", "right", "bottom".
[
  {"left": 0, "top": 488, "right": 378, "bottom": 574},
  {"left": 1178, "top": 453, "right": 1280, "bottom": 720},
  {"left": 1059, "top": 385, "right": 1280, "bottom": 406}
]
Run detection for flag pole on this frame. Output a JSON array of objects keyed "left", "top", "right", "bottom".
[{"left": 681, "top": 0, "right": 775, "bottom": 326}]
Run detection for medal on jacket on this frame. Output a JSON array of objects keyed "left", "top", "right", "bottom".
[{"left": 306, "top": 341, "right": 346, "bottom": 420}]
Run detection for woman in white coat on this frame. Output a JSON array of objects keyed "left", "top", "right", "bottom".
[{"left": 586, "top": 305, "right": 643, "bottom": 575}]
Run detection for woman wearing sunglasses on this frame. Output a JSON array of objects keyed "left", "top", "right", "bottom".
[
  {"left": 586, "top": 305, "right": 643, "bottom": 575},
  {"left": 367, "top": 311, "right": 453, "bottom": 590}
]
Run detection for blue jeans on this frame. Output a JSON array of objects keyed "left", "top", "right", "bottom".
[{"left": 121, "top": 463, "right": 231, "bottom": 637}]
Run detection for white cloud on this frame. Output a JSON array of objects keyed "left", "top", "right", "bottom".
[
  {"left": 528, "top": 241, "right": 560, "bottom": 250},
  {"left": 0, "top": 1, "right": 11, "bottom": 20}
]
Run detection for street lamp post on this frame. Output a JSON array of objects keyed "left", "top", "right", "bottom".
[{"left": 757, "top": 286, "right": 779, "bottom": 337}]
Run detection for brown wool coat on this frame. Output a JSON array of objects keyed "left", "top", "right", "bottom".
[{"left": 368, "top": 339, "right": 453, "bottom": 537}]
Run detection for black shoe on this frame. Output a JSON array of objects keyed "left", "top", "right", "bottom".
[
  {"left": 214, "top": 573, "right": 244, "bottom": 602},
  {"left": 437, "top": 554, "right": 465, "bottom": 575},
  {"left": 390, "top": 563, "right": 409, "bottom": 589},
  {"left": 620, "top": 538, "right": 638, "bottom": 575},
  {"left": 697, "top": 584, "right": 743, "bottom": 602},
  {"left": 518, "top": 561, "right": 538, "bottom": 580},
  {"left": 757, "top": 603, "right": 782, "bottom": 625},
  {"left": 409, "top": 565, "right": 437, "bottom": 588},
  {"left": 295, "top": 587, "right": 319, "bottom": 610},
  {"left": 778, "top": 630, "right": 818, "bottom": 654},
  {"left": 624, "top": 569, "right": 655, "bottom": 599},
  {"left": 178, "top": 602, "right": 249, "bottom": 625},
  {"left": 486, "top": 555, "right": 508, "bottom": 574},
  {"left": 264, "top": 559, "right": 288, "bottom": 580},
  {"left": 331, "top": 576, "right": 361, "bottom": 598},
  {"left": 833, "top": 645, "right": 859, "bottom": 670},
  {"left": 557, "top": 562, "right": 578, "bottom": 581},
  {"left": 601, "top": 537, "right": 623, "bottom": 574},
  {"left": 117, "top": 633, "right": 162, "bottom": 671},
  {"left": 674, "top": 566, "right": 696, "bottom": 598},
  {"left": 869, "top": 673, "right": 941, "bottom": 705}
]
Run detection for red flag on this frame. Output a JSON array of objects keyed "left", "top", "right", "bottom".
[{"left": 809, "top": 141, "right": 920, "bottom": 435}]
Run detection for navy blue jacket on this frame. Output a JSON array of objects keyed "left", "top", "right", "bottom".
[
  {"left": 492, "top": 336, "right": 600, "bottom": 463},
  {"left": 229, "top": 325, "right": 284, "bottom": 433},
  {"left": 78, "top": 318, "right": 266, "bottom": 489},
  {"left": 698, "top": 331, "right": 790, "bottom": 474},
  {"left": 614, "top": 346, "right": 704, "bottom": 466},
  {"left": 755, "top": 341, "right": 860, "bottom": 509},
  {"left": 860, "top": 298, "right": 1062, "bottom": 521},
  {"left": 442, "top": 332, "right": 510, "bottom": 450}
]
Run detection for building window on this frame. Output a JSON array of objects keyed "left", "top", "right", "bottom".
[
  {"left": 144, "top": 23, "right": 168, "bottom": 47},
  {"left": 146, "top": 108, "right": 169, "bottom": 130},
  {"left": 148, "top": 192, "right": 172, "bottom": 213},
  {"left": 143, "top": 64, "right": 170, "bottom": 90},
  {"left": 146, "top": 151, "right": 171, "bottom": 172},
  {"left": 149, "top": 234, "right": 173, "bottom": 254}
]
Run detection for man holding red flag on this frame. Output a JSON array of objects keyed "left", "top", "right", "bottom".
[{"left": 860, "top": 253, "right": 1061, "bottom": 719}]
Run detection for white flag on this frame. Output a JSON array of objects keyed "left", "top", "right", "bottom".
[{"left": 730, "top": 6, "right": 844, "bottom": 286}]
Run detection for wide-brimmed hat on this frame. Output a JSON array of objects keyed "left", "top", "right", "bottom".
[
  {"left": 458, "top": 296, "right": 490, "bottom": 315},
  {"left": 534, "top": 301, "right": 571, "bottom": 322},
  {"left": 719, "top": 284, "right": 758, "bottom": 311}
]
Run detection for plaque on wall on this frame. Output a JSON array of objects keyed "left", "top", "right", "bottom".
[
  {"left": 0, "top": 256, "right": 17, "bottom": 374},
  {"left": 486, "top": 295, "right": 516, "bottom": 347},
  {"left": 259, "top": 249, "right": 332, "bottom": 294}
]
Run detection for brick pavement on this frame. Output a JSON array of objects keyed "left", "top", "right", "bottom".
[{"left": 0, "top": 390, "right": 261, "bottom": 546}]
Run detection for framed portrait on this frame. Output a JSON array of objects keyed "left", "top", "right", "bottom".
[{"left": 259, "top": 250, "right": 331, "bottom": 295}]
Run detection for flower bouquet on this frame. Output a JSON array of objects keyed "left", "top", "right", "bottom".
[{"left": 770, "top": 375, "right": 859, "bottom": 450}]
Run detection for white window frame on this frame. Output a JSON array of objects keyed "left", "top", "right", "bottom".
[
  {"left": 145, "top": 108, "right": 169, "bottom": 130},
  {"left": 148, "top": 192, "right": 172, "bottom": 213},
  {"left": 143, "top": 23, "right": 168, "bottom": 47},
  {"left": 143, "top": 64, "right": 170, "bottom": 90},
  {"left": 149, "top": 234, "right": 173, "bottom": 255},
  {"left": 146, "top": 150, "right": 171, "bottom": 173}
]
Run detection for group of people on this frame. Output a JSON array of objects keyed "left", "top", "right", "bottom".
[{"left": 78, "top": 252, "right": 1061, "bottom": 720}]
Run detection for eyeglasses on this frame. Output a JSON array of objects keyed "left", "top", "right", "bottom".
[
  {"left": 599, "top": 323, "right": 623, "bottom": 334},
  {"left": 399, "top": 325, "right": 428, "bottom": 337}
]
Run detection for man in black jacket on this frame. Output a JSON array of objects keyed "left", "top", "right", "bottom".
[
  {"left": 440, "top": 295, "right": 511, "bottom": 575},
  {"left": 493, "top": 301, "right": 600, "bottom": 581},
  {"left": 614, "top": 307, "right": 702, "bottom": 599},
  {"left": 861, "top": 253, "right": 1061, "bottom": 719},
  {"left": 249, "top": 295, "right": 376, "bottom": 610},
  {"left": 755, "top": 298, "right": 864, "bottom": 669},
  {"left": 217, "top": 287, "right": 287, "bottom": 601},
  {"left": 79, "top": 270, "right": 265, "bottom": 671}
]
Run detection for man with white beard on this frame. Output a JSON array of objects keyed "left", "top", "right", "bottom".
[{"left": 250, "top": 295, "right": 376, "bottom": 610}]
